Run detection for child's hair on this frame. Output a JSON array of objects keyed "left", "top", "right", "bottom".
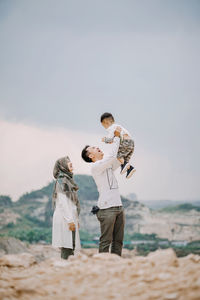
[{"left": 100, "top": 112, "right": 115, "bottom": 123}]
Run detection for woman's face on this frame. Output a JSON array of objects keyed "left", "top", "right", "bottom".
[{"left": 67, "top": 161, "right": 73, "bottom": 173}]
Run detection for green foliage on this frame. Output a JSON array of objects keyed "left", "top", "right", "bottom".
[
  {"left": 136, "top": 244, "right": 161, "bottom": 256},
  {"left": 0, "top": 195, "right": 12, "bottom": 207},
  {"left": 44, "top": 198, "right": 53, "bottom": 226},
  {"left": 121, "top": 196, "right": 131, "bottom": 208},
  {"left": 8, "top": 228, "right": 52, "bottom": 243},
  {"left": 15, "top": 215, "right": 37, "bottom": 229},
  {"left": 126, "top": 240, "right": 200, "bottom": 257},
  {"left": 79, "top": 230, "right": 95, "bottom": 241},
  {"left": 4, "top": 222, "right": 15, "bottom": 229},
  {"left": 24, "top": 215, "right": 47, "bottom": 227},
  {"left": 187, "top": 240, "right": 200, "bottom": 247},
  {"left": 74, "top": 175, "right": 98, "bottom": 201},
  {"left": 81, "top": 243, "right": 98, "bottom": 249},
  {"left": 173, "top": 240, "right": 200, "bottom": 257},
  {"left": 161, "top": 203, "right": 200, "bottom": 213},
  {"left": 178, "top": 203, "right": 200, "bottom": 211},
  {"left": 16, "top": 174, "right": 98, "bottom": 204},
  {"left": 17, "top": 186, "right": 52, "bottom": 204},
  {"left": 124, "top": 232, "right": 159, "bottom": 241}
]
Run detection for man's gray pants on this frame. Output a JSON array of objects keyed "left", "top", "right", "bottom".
[{"left": 96, "top": 206, "right": 125, "bottom": 256}]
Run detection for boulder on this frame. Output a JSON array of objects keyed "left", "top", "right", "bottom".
[
  {"left": 0, "top": 237, "right": 28, "bottom": 256},
  {"left": 93, "top": 252, "right": 122, "bottom": 261},
  {"left": 0, "top": 253, "right": 36, "bottom": 267},
  {"left": 147, "top": 248, "right": 179, "bottom": 267},
  {"left": 0, "top": 247, "right": 199, "bottom": 299}
]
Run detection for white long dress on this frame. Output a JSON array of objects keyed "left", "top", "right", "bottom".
[{"left": 52, "top": 192, "right": 81, "bottom": 251}]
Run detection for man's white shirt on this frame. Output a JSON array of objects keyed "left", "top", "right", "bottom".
[{"left": 91, "top": 137, "right": 122, "bottom": 209}]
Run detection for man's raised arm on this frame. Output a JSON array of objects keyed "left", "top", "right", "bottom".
[{"left": 92, "top": 128, "right": 121, "bottom": 174}]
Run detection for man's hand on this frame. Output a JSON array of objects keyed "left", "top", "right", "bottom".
[
  {"left": 68, "top": 222, "right": 76, "bottom": 231},
  {"left": 114, "top": 126, "right": 122, "bottom": 137},
  {"left": 102, "top": 137, "right": 105, "bottom": 142}
]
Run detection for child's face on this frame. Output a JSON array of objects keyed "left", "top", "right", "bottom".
[{"left": 101, "top": 118, "right": 113, "bottom": 129}]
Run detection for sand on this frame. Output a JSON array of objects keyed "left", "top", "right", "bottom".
[{"left": 0, "top": 248, "right": 200, "bottom": 300}]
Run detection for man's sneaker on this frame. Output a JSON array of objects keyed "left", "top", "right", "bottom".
[
  {"left": 126, "top": 165, "right": 136, "bottom": 179},
  {"left": 120, "top": 162, "right": 130, "bottom": 174}
]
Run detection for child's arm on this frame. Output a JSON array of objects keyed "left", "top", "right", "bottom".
[
  {"left": 92, "top": 137, "right": 120, "bottom": 174},
  {"left": 102, "top": 137, "right": 114, "bottom": 144}
]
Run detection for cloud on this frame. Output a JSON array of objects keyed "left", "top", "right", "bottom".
[{"left": 0, "top": 119, "right": 101, "bottom": 200}]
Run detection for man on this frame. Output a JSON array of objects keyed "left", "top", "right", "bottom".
[{"left": 81, "top": 128, "right": 125, "bottom": 256}]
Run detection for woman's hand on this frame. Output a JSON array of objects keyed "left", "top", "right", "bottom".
[{"left": 68, "top": 222, "right": 76, "bottom": 231}]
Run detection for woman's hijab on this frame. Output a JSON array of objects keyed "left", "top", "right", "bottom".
[{"left": 52, "top": 156, "right": 80, "bottom": 214}]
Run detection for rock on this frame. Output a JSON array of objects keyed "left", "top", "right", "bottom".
[
  {"left": 185, "top": 254, "right": 200, "bottom": 263},
  {"left": 164, "top": 293, "right": 179, "bottom": 299},
  {"left": 75, "top": 252, "right": 89, "bottom": 262},
  {"left": 0, "top": 247, "right": 199, "bottom": 299},
  {"left": 0, "top": 209, "right": 20, "bottom": 229},
  {"left": 0, "top": 248, "right": 5, "bottom": 256},
  {"left": 93, "top": 252, "right": 122, "bottom": 260},
  {"left": 80, "top": 248, "right": 98, "bottom": 257},
  {"left": 0, "top": 253, "right": 36, "bottom": 267},
  {"left": 157, "top": 272, "right": 171, "bottom": 280},
  {"left": 134, "top": 256, "right": 149, "bottom": 264},
  {"left": 50, "top": 258, "right": 70, "bottom": 268},
  {"left": 122, "top": 248, "right": 136, "bottom": 258},
  {"left": 0, "top": 237, "right": 28, "bottom": 256},
  {"left": 28, "top": 244, "right": 60, "bottom": 261},
  {"left": 147, "top": 248, "right": 179, "bottom": 267}
]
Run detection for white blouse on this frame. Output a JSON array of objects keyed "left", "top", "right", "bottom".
[{"left": 52, "top": 192, "right": 81, "bottom": 251}]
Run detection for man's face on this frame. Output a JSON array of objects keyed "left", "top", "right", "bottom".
[{"left": 87, "top": 146, "right": 104, "bottom": 161}]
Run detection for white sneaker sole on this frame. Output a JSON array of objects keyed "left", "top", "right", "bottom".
[
  {"left": 120, "top": 163, "right": 130, "bottom": 175},
  {"left": 126, "top": 168, "right": 136, "bottom": 179}
]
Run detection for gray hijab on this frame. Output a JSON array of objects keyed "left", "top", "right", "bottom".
[{"left": 52, "top": 156, "right": 80, "bottom": 215}]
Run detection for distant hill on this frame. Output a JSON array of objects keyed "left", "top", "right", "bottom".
[
  {"left": 0, "top": 196, "right": 12, "bottom": 207},
  {"left": 136, "top": 199, "right": 200, "bottom": 210},
  {"left": 17, "top": 174, "right": 99, "bottom": 203},
  {"left": 160, "top": 203, "right": 200, "bottom": 213},
  {"left": 0, "top": 174, "right": 200, "bottom": 243}
]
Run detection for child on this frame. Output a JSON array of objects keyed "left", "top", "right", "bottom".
[{"left": 101, "top": 112, "right": 136, "bottom": 179}]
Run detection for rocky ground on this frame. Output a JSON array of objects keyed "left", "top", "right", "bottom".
[{"left": 0, "top": 244, "right": 200, "bottom": 300}]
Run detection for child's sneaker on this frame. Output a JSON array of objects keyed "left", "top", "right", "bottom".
[
  {"left": 126, "top": 165, "right": 136, "bottom": 179},
  {"left": 120, "top": 161, "right": 130, "bottom": 174}
]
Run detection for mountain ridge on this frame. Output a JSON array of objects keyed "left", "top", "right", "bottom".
[{"left": 0, "top": 175, "right": 200, "bottom": 242}]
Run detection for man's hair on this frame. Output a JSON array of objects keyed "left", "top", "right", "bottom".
[
  {"left": 100, "top": 112, "right": 115, "bottom": 123},
  {"left": 81, "top": 145, "right": 92, "bottom": 163}
]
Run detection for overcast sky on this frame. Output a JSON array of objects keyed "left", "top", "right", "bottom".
[{"left": 0, "top": 0, "right": 200, "bottom": 201}]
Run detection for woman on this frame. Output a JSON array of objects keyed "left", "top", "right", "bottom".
[{"left": 52, "top": 156, "right": 81, "bottom": 259}]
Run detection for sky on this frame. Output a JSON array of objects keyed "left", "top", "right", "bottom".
[{"left": 0, "top": 0, "right": 200, "bottom": 201}]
